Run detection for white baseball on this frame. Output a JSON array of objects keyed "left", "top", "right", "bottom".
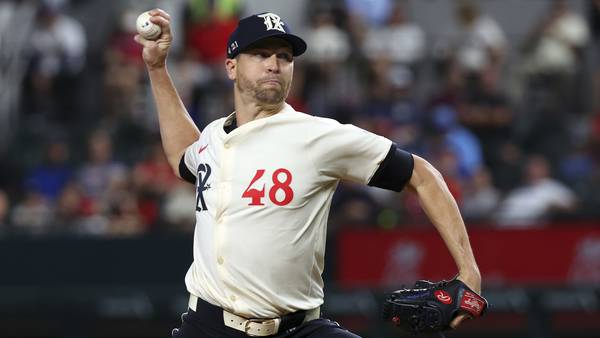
[{"left": 136, "top": 11, "right": 162, "bottom": 40}]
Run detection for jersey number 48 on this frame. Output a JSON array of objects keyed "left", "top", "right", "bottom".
[{"left": 242, "top": 168, "right": 294, "bottom": 206}]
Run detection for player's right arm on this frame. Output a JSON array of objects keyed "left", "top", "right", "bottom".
[{"left": 134, "top": 8, "right": 200, "bottom": 179}]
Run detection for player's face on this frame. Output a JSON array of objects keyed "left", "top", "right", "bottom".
[{"left": 232, "top": 38, "right": 294, "bottom": 105}]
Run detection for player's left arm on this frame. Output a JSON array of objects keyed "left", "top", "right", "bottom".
[
  {"left": 369, "top": 147, "right": 481, "bottom": 302},
  {"left": 406, "top": 154, "right": 481, "bottom": 328},
  {"left": 313, "top": 123, "right": 482, "bottom": 313}
]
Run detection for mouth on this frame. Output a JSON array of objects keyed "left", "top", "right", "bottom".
[{"left": 259, "top": 78, "right": 282, "bottom": 86}]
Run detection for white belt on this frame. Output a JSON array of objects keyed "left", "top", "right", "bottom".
[{"left": 188, "top": 294, "right": 320, "bottom": 337}]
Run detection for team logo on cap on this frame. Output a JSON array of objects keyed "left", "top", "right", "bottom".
[
  {"left": 257, "top": 13, "right": 285, "bottom": 33},
  {"left": 228, "top": 41, "right": 239, "bottom": 55}
]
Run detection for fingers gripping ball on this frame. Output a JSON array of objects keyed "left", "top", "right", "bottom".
[{"left": 136, "top": 11, "right": 162, "bottom": 40}]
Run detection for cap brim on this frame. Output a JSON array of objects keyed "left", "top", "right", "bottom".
[
  {"left": 273, "top": 33, "right": 307, "bottom": 56},
  {"left": 241, "top": 32, "right": 307, "bottom": 57}
]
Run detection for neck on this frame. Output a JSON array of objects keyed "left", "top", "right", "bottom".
[{"left": 233, "top": 91, "right": 285, "bottom": 126}]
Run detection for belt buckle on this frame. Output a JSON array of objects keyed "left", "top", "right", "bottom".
[{"left": 244, "top": 318, "right": 277, "bottom": 337}]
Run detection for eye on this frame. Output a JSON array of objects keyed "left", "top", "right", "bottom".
[{"left": 277, "top": 53, "right": 293, "bottom": 62}]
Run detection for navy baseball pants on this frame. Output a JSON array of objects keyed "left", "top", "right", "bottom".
[{"left": 171, "top": 297, "right": 361, "bottom": 338}]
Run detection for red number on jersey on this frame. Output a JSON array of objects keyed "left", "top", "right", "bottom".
[
  {"left": 269, "top": 168, "right": 294, "bottom": 206},
  {"left": 242, "top": 168, "right": 294, "bottom": 206},
  {"left": 242, "top": 169, "right": 265, "bottom": 206}
]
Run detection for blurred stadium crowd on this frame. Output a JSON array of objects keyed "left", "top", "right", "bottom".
[{"left": 1, "top": 0, "right": 599, "bottom": 237}]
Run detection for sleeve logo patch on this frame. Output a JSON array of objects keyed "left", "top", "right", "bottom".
[{"left": 434, "top": 290, "right": 452, "bottom": 304}]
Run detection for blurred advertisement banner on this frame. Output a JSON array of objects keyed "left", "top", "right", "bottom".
[{"left": 338, "top": 225, "right": 600, "bottom": 287}]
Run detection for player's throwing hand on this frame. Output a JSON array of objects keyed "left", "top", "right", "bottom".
[{"left": 134, "top": 8, "right": 172, "bottom": 70}]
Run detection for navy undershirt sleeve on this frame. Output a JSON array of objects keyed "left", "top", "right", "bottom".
[
  {"left": 368, "top": 144, "right": 414, "bottom": 192},
  {"left": 179, "top": 154, "right": 196, "bottom": 184}
]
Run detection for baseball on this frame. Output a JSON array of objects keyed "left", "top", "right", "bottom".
[{"left": 136, "top": 11, "right": 162, "bottom": 40}]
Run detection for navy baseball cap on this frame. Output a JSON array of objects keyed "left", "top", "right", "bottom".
[{"left": 226, "top": 12, "right": 307, "bottom": 59}]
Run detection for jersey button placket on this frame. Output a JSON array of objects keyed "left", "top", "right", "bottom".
[{"left": 216, "top": 138, "right": 234, "bottom": 292}]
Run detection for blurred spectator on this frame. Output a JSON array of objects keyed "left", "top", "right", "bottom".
[
  {"left": 522, "top": 0, "right": 588, "bottom": 77},
  {"left": 461, "top": 167, "right": 500, "bottom": 223},
  {"left": 385, "top": 66, "right": 424, "bottom": 153},
  {"left": 162, "top": 181, "right": 197, "bottom": 233},
  {"left": 362, "top": 63, "right": 422, "bottom": 143},
  {"left": 133, "top": 142, "right": 178, "bottom": 227},
  {"left": 0, "top": 0, "right": 37, "bottom": 150},
  {"left": 521, "top": 0, "right": 589, "bottom": 113},
  {"left": 170, "top": 1, "right": 241, "bottom": 126},
  {"left": 453, "top": 0, "right": 507, "bottom": 78},
  {"left": 72, "top": 128, "right": 146, "bottom": 236},
  {"left": 102, "top": 7, "right": 144, "bottom": 124},
  {"left": 133, "top": 142, "right": 177, "bottom": 193},
  {"left": 304, "top": 11, "right": 351, "bottom": 64},
  {"left": 491, "top": 141, "right": 524, "bottom": 192},
  {"left": 108, "top": 7, "right": 145, "bottom": 66},
  {"left": 170, "top": 50, "right": 213, "bottom": 117},
  {"left": 11, "top": 191, "right": 53, "bottom": 235},
  {"left": 495, "top": 155, "right": 577, "bottom": 226},
  {"left": 54, "top": 181, "right": 92, "bottom": 233},
  {"left": 184, "top": 0, "right": 240, "bottom": 65},
  {"left": 330, "top": 182, "right": 379, "bottom": 228},
  {"left": 102, "top": 53, "right": 146, "bottom": 126},
  {"left": 428, "top": 104, "right": 483, "bottom": 179},
  {"left": 458, "top": 67, "right": 513, "bottom": 167},
  {"left": 22, "top": 0, "right": 87, "bottom": 124},
  {"left": 303, "top": 10, "right": 360, "bottom": 121},
  {"left": 560, "top": 145, "right": 596, "bottom": 185},
  {"left": 77, "top": 130, "right": 127, "bottom": 203},
  {"left": 427, "top": 59, "right": 466, "bottom": 112},
  {"left": 24, "top": 139, "right": 73, "bottom": 201},
  {"left": 362, "top": 3, "right": 425, "bottom": 68},
  {"left": 102, "top": 6, "right": 165, "bottom": 135},
  {"left": 105, "top": 189, "right": 144, "bottom": 236}
]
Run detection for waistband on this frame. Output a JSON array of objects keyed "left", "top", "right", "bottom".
[{"left": 188, "top": 294, "right": 320, "bottom": 336}]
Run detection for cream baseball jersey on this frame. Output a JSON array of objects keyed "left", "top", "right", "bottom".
[{"left": 180, "top": 103, "right": 392, "bottom": 318}]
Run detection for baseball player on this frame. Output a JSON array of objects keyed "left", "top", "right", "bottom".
[{"left": 134, "top": 9, "right": 482, "bottom": 338}]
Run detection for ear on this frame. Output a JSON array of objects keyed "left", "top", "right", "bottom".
[{"left": 225, "top": 58, "right": 237, "bottom": 80}]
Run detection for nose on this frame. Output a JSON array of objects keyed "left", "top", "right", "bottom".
[{"left": 265, "top": 54, "right": 280, "bottom": 73}]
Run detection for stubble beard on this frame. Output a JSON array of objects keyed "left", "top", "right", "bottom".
[{"left": 237, "top": 72, "right": 290, "bottom": 106}]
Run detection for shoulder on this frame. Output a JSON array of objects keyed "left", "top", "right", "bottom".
[{"left": 278, "top": 104, "right": 385, "bottom": 140}]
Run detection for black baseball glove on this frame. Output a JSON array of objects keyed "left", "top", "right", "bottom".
[{"left": 382, "top": 278, "right": 488, "bottom": 334}]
